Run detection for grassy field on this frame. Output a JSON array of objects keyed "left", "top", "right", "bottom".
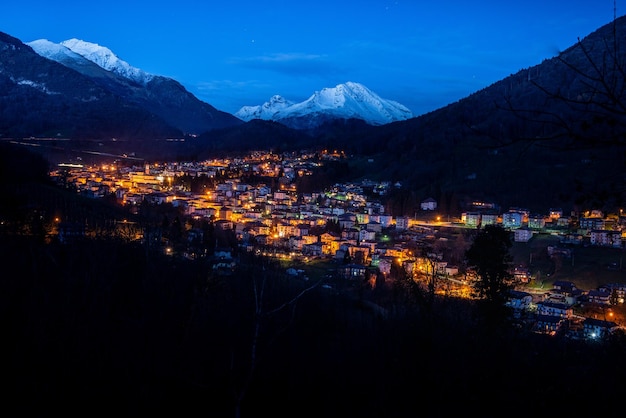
[{"left": 512, "top": 233, "right": 626, "bottom": 291}]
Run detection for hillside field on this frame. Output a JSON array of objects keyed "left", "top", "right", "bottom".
[{"left": 512, "top": 233, "right": 626, "bottom": 291}]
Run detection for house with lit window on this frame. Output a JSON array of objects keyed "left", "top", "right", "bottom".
[
  {"left": 512, "top": 266, "right": 531, "bottom": 283},
  {"left": 372, "top": 213, "right": 393, "bottom": 227},
  {"left": 502, "top": 211, "right": 523, "bottom": 229},
  {"left": 395, "top": 216, "right": 410, "bottom": 230},
  {"left": 377, "top": 256, "right": 394, "bottom": 275},
  {"left": 527, "top": 214, "right": 546, "bottom": 229},
  {"left": 533, "top": 314, "right": 565, "bottom": 335},
  {"left": 302, "top": 242, "right": 323, "bottom": 257},
  {"left": 590, "top": 229, "right": 623, "bottom": 248},
  {"left": 337, "top": 263, "right": 367, "bottom": 280},
  {"left": 338, "top": 212, "right": 357, "bottom": 229},
  {"left": 420, "top": 197, "right": 437, "bottom": 211},
  {"left": 536, "top": 300, "right": 573, "bottom": 318},
  {"left": 583, "top": 317, "right": 619, "bottom": 340},
  {"left": 145, "top": 192, "right": 169, "bottom": 205},
  {"left": 600, "top": 283, "right": 626, "bottom": 304},
  {"left": 506, "top": 290, "right": 533, "bottom": 312},
  {"left": 480, "top": 212, "right": 498, "bottom": 226},
  {"left": 359, "top": 228, "right": 376, "bottom": 242},
  {"left": 544, "top": 280, "right": 582, "bottom": 305},
  {"left": 586, "top": 288, "right": 612, "bottom": 305},
  {"left": 219, "top": 206, "right": 233, "bottom": 220},
  {"left": 463, "top": 212, "right": 481, "bottom": 228},
  {"left": 355, "top": 212, "right": 370, "bottom": 225},
  {"left": 214, "top": 219, "right": 234, "bottom": 231},
  {"left": 556, "top": 217, "right": 571, "bottom": 228},
  {"left": 578, "top": 216, "right": 605, "bottom": 236},
  {"left": 212, "top": 247, "right": 236, "bottom": 275},
  {"left": 549, "top": 208, "right": 563, "bottom": 220},
  {"left": 514, "top": 226, "right": 533, "bottom": 242},
  {"left": 366, "top": 221, "right": 382, "bottom": 233}
]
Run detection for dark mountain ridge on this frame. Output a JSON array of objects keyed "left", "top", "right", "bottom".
[{"left": 305, "top": 15, "right": 626, "bottom": 214}]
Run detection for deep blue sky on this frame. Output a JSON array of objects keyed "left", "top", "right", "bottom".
[{"left": 2, "top": 1, "right": 619, "bottom": 116}]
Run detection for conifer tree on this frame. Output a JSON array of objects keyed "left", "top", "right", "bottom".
[{"left": 465, "top": 224, "right": 514, "bottom": 323}]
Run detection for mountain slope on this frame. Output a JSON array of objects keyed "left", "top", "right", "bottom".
[
  {"left": 59, "top": 38, "right": 154, "bottom": 85},
  {"left": 0, "top": 32, "right": 183, "bottom": 140},
  {"left": 302, "top": 16, "right": 626, "bottom": 214},
  {"left": 27, "top": 38, "right": 242, "bottom": 135},
  {"left": 235, "top": 82, "right": 413, "bottom": 129}
]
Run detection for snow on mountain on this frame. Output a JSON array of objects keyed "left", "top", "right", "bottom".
[
  {"left": 58, "top": 38, "right": 154, "bottom": 85},
  {"left": 235, "top": 95, "right": 295, "bottom": 121},
  {"left": 235, "top": 82, "right": 413, "bottom": 127},
  {"left": 24, "top": 36, "right": 242, "bottom": 134},
  {"left": 25, "top": 39, "right": 411, "bottom": 130},
  {"left": 27, "top": 39, "right": 78, "bottom": 61},
  {"left": 27, "top": 39, "right": 121, "bottom": 80}
]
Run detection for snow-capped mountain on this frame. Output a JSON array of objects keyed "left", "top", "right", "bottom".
[
  {"left": 24, "top": 37, "right": 241, "bottom": 134},
  {"left": 27, "top": 39, "right": 130, "bottom": 83},
  {"left": 235, "top": 82, "right": 413, "bottom": 129},
  {"left": 59, "top": 38, "right": 154, "bottom": 85},
  {"left": 236, "top": 95, "right": 295, "bottom": 121}
]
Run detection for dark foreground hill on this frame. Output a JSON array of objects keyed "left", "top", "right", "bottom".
[{"left": 3, "top": 231, "right": 626, "bottom": 417}]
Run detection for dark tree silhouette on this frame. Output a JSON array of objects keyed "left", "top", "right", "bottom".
[
  {"left": 465, "top": 224, "right": 514, "bottom": 325},
  {"left": 499, "top": 7, "right": 626, "bottom": 149}
]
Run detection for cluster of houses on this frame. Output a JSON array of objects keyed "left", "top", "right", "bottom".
[
  {"left": 53, "top": 155, "right": 626, "bottom": 251},
  {"left": 507, "top": 280, "right": 625, "bottom": 340},
  {"left": 52, "top": 150, "right": 626, "bottom": 263},
  {"left": 463, "top": 206, "right": 626, "bottom": 247},
  {"left": 52, "top": 156, "right": 467, "bottom": 282}
]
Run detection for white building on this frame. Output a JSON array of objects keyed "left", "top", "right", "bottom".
[
  {"left": 395, "top": 216, "right": 410, "bottom": 230},
  {"left": 514, "top": 226, "right": 533, "bottom": 242},
  {"left": 420, "top": 197, "right": 437, "bottom": 211}
]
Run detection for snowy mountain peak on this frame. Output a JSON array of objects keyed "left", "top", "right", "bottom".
[
  {"left": 267, "top": 95, "right": 291, "bottom": 106},
  {"left": 27, "top": 39, "right": 71, "bottom": 57},
  {"left": 27, "top": 39, "right": 106, "bottom": 74},
  {"left": 235, "top": 82, "right": 413, "bottom": 128},
  {"left": 235, "top": 95, "right": 295, "bottom": 121},
  {"left": 59, "top": 38, "right": 154, "bottom": 84}
]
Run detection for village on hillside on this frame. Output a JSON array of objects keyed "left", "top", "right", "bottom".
[{"left": 50, "top": 149, "right": 626, "bottom": 341}]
